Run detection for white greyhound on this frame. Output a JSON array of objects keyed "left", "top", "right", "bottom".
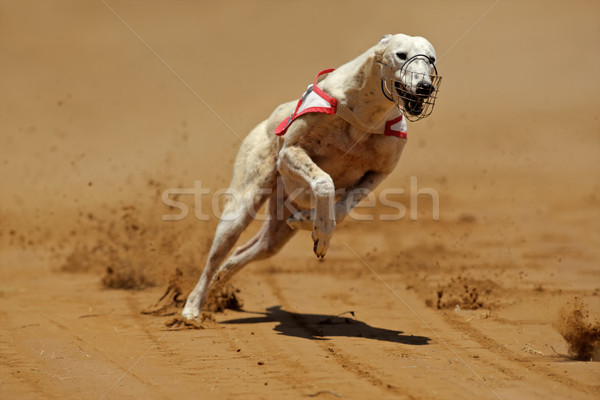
[{"left": 182, "top": 33, "right": 441, "bottom": 320}]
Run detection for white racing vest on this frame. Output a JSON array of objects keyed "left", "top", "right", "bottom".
[{"left": 275, "top": 69, "right": 407, "bottom": 139}]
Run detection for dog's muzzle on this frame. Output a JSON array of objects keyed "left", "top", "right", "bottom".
[{"left": 380, "top": 55, "right": 442, "bottom": 122}]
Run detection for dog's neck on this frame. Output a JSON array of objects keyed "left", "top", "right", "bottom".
[{"left": 322, "top": 46, "right": 399, "bottom": 129}]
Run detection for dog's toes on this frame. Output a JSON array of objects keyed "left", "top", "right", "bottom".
[
  {"left": 182, "top": 304, "right": 200, "bottom": 320},
  {"left": 313, "top": 238, "right": 329, "bottom": 259},
  {"left": 181, "top": 311, "right": 198, "bottom": 320},
  {"left": 167, "top": 312, "right": 217, "bottom": 330},
  {"left": 313, "top": 240, "right": 326, "bottom": 259}
]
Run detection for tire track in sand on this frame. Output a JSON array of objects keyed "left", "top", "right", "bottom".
[
  {"left": 213, "top": 272, "right": 396, "bottom": 399},
  {"left": 262, "top": 273, "right": 407, "bottom": 398},
  {"left": 258, "top": 267, "right": 519, "bottom": 400},
  {"left": 443, "top": 313, "right": 600, "bottom": 397}
]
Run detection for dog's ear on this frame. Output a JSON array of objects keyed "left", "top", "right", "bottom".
[
  {"left": 378, "top": 34, "right": 392, "bottom": 45},
  {"left": 376, "top": 34, "right": 392, "bottom": 62}
]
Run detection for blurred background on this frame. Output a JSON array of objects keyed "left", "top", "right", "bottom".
[
  {"left": 1, "top": 0, "right": 598, "bottom": 283},
  {"left": 1, "top": 0, "right": 597, "bottom": 215}
]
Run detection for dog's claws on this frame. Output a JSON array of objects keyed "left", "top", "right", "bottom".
[{"left": 313, "top": 240, "right": 326, "bottom": 260}]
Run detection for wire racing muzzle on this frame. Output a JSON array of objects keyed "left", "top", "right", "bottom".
[{"left": 379, "top": 54, "right": 442, "bottom": 122}]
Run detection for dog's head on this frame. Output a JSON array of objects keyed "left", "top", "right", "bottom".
[{"left": 375, "top": 34, "right": 442, "bottom": 121}]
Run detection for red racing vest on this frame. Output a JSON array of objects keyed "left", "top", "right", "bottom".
[{"left": 275, "top": 69, "right": 407, "bottom": 139}]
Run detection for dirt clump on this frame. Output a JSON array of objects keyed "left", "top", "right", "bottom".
[
  {"left": 142, "top": 268, "right": 187, "bottom": 315},
  {"left": 434, "top": 276, "right": 496, "bottom": 310},
  {"left": 143, "top": 268, "right": 243, "bottom": 316},
  {"left": 205, "top": 284, "right": 244, "bottom": 312},
  {"left": 165, "top": 312, "right": 218, "bottom": 330},
  {"left": 102, "top": 264, "right": 153, "bottom": 290},
  {"left": 165, "top": 312, "right": 219, "bottom": 330},
  {"left": 61, "top": 206, "right": 160, "bottom": 282},
  {"left": 557, "top": 298, "right": 600, "bottom": 361},
  {"left": 59, "top": 200, "right": 212, "bottom": 293}
]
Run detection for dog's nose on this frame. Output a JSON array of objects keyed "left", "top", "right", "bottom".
[{"left": 416, "top": 82, "right": 435, "bottom": 97}]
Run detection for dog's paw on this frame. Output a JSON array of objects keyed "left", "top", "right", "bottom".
[
  {"left": 182, "top": 298, "right": 201, "bottom": 320},
  {"left": 167, "top": 312, "right": 217, "bottom": 330},
  {"left": 312, "top": 216, "right": 335, "bottom": 258},
  {"left": 181, "top": 308, "right": 199, "bottom": 320},
  {"left": 287, "top": 210, "right": 314, "bottom": 231}
]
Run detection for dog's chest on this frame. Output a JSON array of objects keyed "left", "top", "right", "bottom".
[{"left": 312, "top": 132, "right": 406, "bottom": 187}]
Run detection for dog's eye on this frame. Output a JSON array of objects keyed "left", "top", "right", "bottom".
[{"left": 396, "top": 52, "right": 407, "bottom": 61}]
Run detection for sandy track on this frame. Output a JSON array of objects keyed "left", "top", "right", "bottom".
[{"left": 1, "top": 235, "right": 598, "bottom": 400}]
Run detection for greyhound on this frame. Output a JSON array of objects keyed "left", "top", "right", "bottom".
[{"left": 182, "top": 33, "right": 441, "bottom": 320}]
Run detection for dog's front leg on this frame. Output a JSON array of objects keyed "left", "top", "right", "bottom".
[
  {"left": 288, "top": 171, "right": 388, "bottom": 230},
  {"left": 334, "top": 171, "right": 388, "bottom": 223},
  {"left": 278, "top": 145, "right": 335, "bottom": 258}
]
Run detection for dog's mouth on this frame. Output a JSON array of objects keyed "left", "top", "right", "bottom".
[
  {"left": 379, "top": 57, "right": 442, "bottom": 122},
  {"left": 395, "top": 81, "right": 424, "bottom": 116}
]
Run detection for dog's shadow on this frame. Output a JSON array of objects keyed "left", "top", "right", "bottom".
[{"left": 221, "top": 305, "right": 430, "bottom": 345}]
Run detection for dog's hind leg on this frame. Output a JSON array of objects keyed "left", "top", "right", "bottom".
[
  {"left": 181, "top": 186, "right": 270, "bottom": 319},
  {"left": 182, "top": 122, "right": 279, "bottom": 320},
  {"left": 207, "top": 187, "right": 297, "bottom": 295}
]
